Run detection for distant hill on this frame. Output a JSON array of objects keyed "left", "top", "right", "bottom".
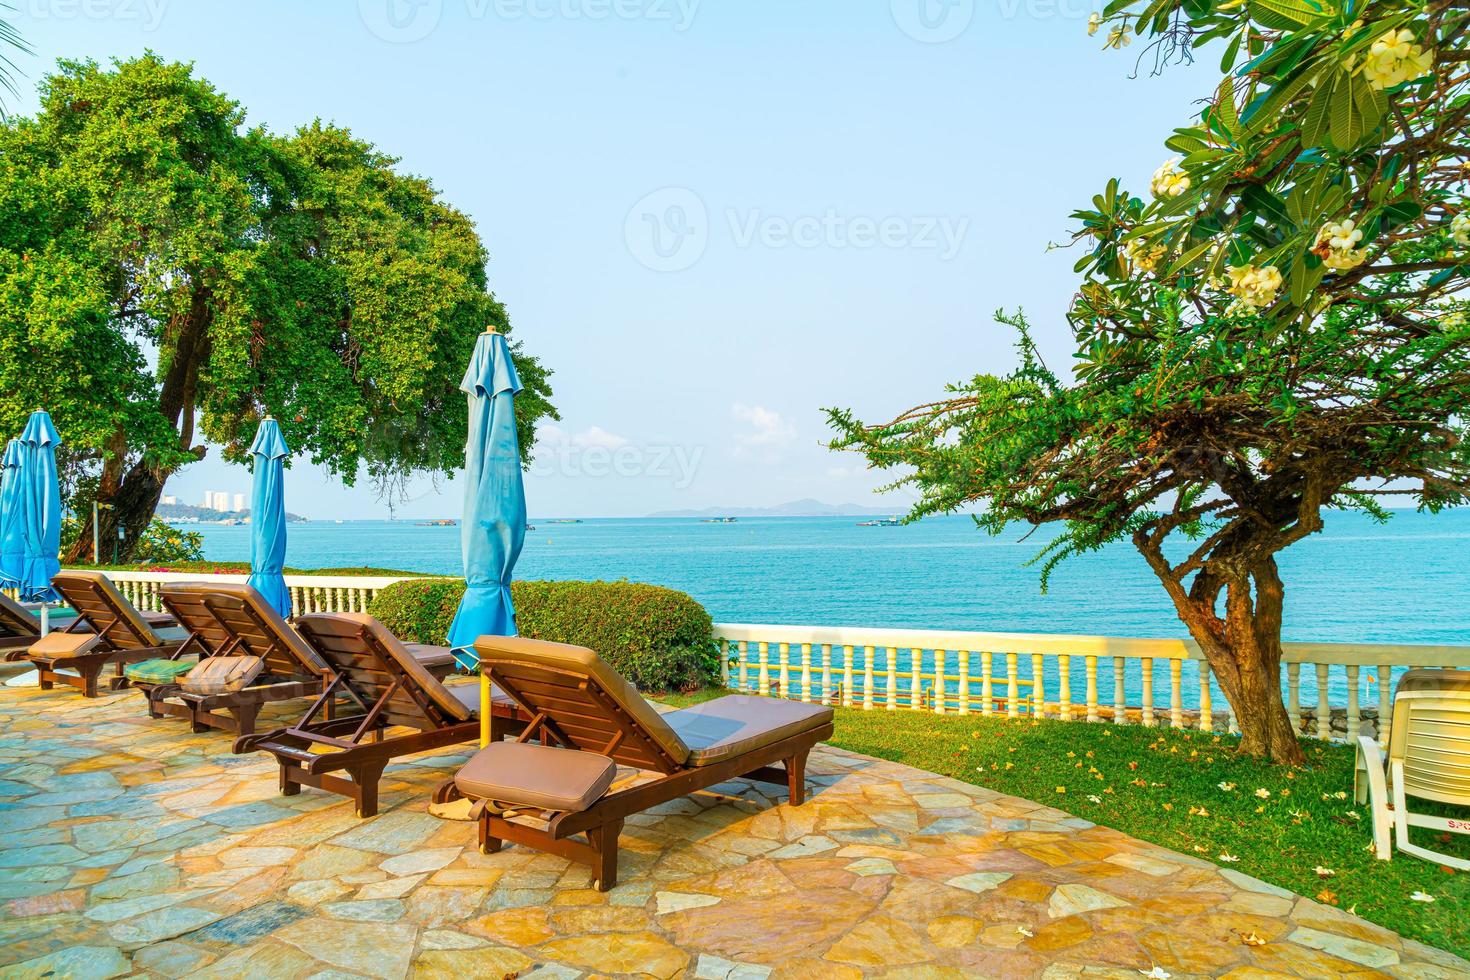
[
  {"left": 648, "top": 499, "right": 886, "bottom": 519},
  {"left": 157, "top": 502, "right": 308, "bottom": 523}
]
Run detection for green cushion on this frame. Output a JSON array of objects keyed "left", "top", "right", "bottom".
[{"left": 124, "top": 658, "right": 198, "bottom": 685}]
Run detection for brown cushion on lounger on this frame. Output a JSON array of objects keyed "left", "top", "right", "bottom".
[
  {"left": 442, "top": 680, "right": 514, "bottom": 716},
  {"left": 1397, "top": 669, "right": 1470, "bottom": 697},
  {"left": 455, "top": 741, "right": 617, "bottom": 813},
  {"left": 664, "top": 695, "right": 835, "bottom": 767},
  {"left": 311, "top": 613, "right": 474, "bottom": 723},
  {"left": 473, "top": 635, "right": 692, "bottom": 766},
  {"left": 405, "top": 643, "right": 456, "bottom": 669},
  {"left": 181, "top": 655, "right": 265, "bottom": 696},
  {"left": 28, "top": 631, "right": 102, "bottom": 659}
]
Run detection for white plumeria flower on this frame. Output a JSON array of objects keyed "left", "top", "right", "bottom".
[
  {"left": 1226, "top": 265, "right": 1283, "bottom": 310},
  {"left": 1218, "top": 782, "right": 1236, "bottom": 792},
  {"left": 1087, "top": 12, "right": 1101, "bottom": 35},
  {"left": 1106, "top": 23, "right": 1133, "bottom": 49},
  {"left": 1255, "top": 787, "right": 1273, "bottom": 799},
  {"left": 1140, "top": 968, "right": 1172, "bottom": 980},
  {"left": 1017, "top": 925, "right": 1035, "bottom": 937},
  {"left": 1452, "top": 211, "right": 1470, "bottom": 247},
  {"left": 1127, "top": 238, "right": 1167, "bottom": 274},
  {"left": 1410, "top": 891, "right": 1436, "bottom": 903},
  {"left": 1087, "top": 794, "right": 1103, "bottom": 804},
  {"left": 1151, "top": 158, "right": 1190, "bottom": 199},
  {"left": 1365, "top": 28, "right": 1434, "bottom": 91},
  {"left": 1219, "top": 853, "right": 1240, "bottom": 863},
  {"left": 1315, "top": 218, "right": 1368, "bottom": 271},
  {"left": 1314, "top": 866, "right": 1336, "bottom": 878}
]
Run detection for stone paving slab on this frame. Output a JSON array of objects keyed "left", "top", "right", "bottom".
[{"left": 0, "top": 677, "right": 1465, "bottom": 978}]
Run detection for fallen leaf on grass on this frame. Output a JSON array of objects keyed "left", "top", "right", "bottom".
[{"left": 1316, "top": 889, "right": 1338, "bottom": 906}]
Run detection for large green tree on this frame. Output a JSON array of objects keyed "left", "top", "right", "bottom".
[
  {"left": 831, "top": 0, "right": 1470, "bottom": 762},
  {"left": 0, "top": 56, "right": 556, "bottom": 560}
]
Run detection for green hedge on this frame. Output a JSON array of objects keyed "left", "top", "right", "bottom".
[{"left": 368, "top": 579, "right": 720, "bottom": 693}]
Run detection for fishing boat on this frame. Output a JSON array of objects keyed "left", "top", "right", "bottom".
[
  {"left": 857, "top": 517, "right": 902, "bottom": 527},
  {"left": 702, "top": 517, "right": 738, "bottom": 524},
  {"left": 546, "top": 518, "right": 583, "bottom": 525}
]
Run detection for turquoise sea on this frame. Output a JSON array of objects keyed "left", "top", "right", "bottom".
[{"left": 188, "top": 510, "right": 1470, "bottom": 646}]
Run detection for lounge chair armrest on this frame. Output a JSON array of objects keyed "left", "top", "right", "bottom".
[{"left": 1354, "top": 734, "right": 1383, "bottom": 806}]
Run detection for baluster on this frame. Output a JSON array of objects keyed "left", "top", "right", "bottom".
[
  {"left": 821, "top": 644, "right": 833, "bottom": 706},
  {"left": 1199, "top": 663, "right": 1214, "bottom": 732},
  {"left": 1287, "top": 662, "right": 1301, "bottom": 733},
  {"left": 1006, "top": 653, "right": 1019, "bottom": 718},
  {"left": 905, "top": 646, "right": 917, "bottom": 708},
  {"left": 976, "top": 650, "right": 989, "bottom": 717},
  {"left": 719, "top": 638, "right": 730, "bottom": 688},
  {"left": 842, "top": 645, "right": 855, "bottom": 708},
  {"left": 1170, "top": 660, "right": 1184, "bottom": 729},
  {"left": 781, "top": 643, "right": 794, "bottom": 699},
  {"left": 1031, "top": 653, "right": 1045, "bottom": 718},
  {"left": 1058, "top": 654, "right": 1072, "bottom": 721},
  {"left": 757, "top": 642, "right": 771, "bottom": 696},
  {"left": 862, "top": 646, "right": 875, "bottom": 710},
  {"left": 1316, "top": 663, "right": 1331, "bottom": 741},
  {"left": 1377, "top": 663, "right": 1392, "bottom": 739},
  {"left": 1141, "top": 658, "right": 1155, "bottom": 727},
  {"left": 961, "top": 650, "right": 974, "bottom": 716},
  {"left": 1346, "top": 665, "right": 1360, "bottom": 739},
  {"left": 1085, "top": 656, "right": 1099, "bottom": 722},
  {"left": 1113, "top": 656, "right": 1126, "bottom": 724},
  {"left": 800, "top": 643, "right": 812, "bottom": 703},
  {"left": 886, "top": 648, "right": 898, "bottom": 711},
  {"left": 738, "top": 641, "right": 750, "bottom": 693}
]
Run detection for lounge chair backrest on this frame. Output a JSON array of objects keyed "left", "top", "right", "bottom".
[
  {"left": 0, "top": 591, "right": 39, "bottom": 639},
  {"left": 295, "top": 613, "right": 469, "bottom": 728},
  {"left": 1389, "top": 669, "right": 1470, "bottom": 807},
  {"left": 474, "top": 635, "right": 693, "bottom": 772},
  {"left": 51, "top": 571, "right": 162, "bottom": 650},
  {"left": 158, "top": 583, "right": 328, "bottom": 678}
]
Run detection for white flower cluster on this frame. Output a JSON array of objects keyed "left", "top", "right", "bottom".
[
  {"left": 1364, "top": 28, "right": 1434, "bottom": 91},
  {"left": 1452, "top": 211, "right": 1470, "bottom": 247},
  {"left": 1226, "top": 264, "right": 1283, "bottom": 311},
  {"left": 1314, "top": 218, "right": 1368, "bottom": 271},
  {"left": 1151, "top": 158, "right": 1191, "bottom": 199},
  {"left": 1126, "top": 238, "right": 1167, "bottom": 274}
]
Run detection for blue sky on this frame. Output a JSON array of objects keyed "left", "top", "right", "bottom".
[{"left": 10, "top": 0, "right": 1214, "bottom": 518}]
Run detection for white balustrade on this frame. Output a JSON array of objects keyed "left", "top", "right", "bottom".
[
  {"left": 714, "top": 623, "right": 1470, "bottom": 744},
  {"left": 61, "top": 568, "right": 427, "bottom": 619}
]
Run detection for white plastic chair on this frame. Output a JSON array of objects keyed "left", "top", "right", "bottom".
[{"left": 1355, "top": 669, "right": 1470, "bottom": 870}]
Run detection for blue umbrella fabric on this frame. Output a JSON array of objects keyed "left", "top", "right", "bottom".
[
  {"left": 17, "top": 412, "right": 62, "bottom": 603},
  {"left": 446, "top": 330, "right": 527, "bottom": 669},
  {"left": 246, "top": 418, "right": 292, "bottom": 619},
  {"left": 0, "top": 440, "right": 22, "bottom": 589}
]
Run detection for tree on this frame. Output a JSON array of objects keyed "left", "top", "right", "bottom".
[
  {"left": 0, "top": 56, "right": 557, "bottom": 560},
  {"left": 829, "top": 0, "right": 1470, "bottom": 763}
]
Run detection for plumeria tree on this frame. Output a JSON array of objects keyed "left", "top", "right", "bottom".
[{"left": 830, "top": 0, "right": 1470, "bottom": 763}]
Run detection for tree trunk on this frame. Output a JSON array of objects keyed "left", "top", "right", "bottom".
[
  {"left": 1176, "top": 559, "right": 1305, "bottom": 765},
  {"left": 62, "top": 463, "right": 170, "bottom": 565}
]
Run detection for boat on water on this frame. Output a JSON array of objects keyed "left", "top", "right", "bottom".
[
  {"left": 419, "top": 519, "right": 457, "bottom": 527},
  {"left": 857, "top": 517, "right": 902, "bottom": 527},
  {"left": 545, "top": 519, "right": 583, "bottom": 525},
  {"left": 702, "top": 517, "right": 738, "bottom": 524}
]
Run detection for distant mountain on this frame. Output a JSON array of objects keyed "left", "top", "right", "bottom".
[
  {"left": 648, "top": 499, "right": 886, "bottom": 519},
  {"left": 157, "top": 502, "right": 308, "bottom": 524}
]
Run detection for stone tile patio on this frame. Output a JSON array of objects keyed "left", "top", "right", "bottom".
[{"left": 0, "top": 677, "right": 1464, "bottom": 979}]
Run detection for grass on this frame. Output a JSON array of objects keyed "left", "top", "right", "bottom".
[{"left": 659, "top": 689, "right": 1469, "bottom": 959}]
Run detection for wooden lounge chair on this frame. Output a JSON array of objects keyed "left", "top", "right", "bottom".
[
  {"left": 235, "top": 613, "right": 526, "bottom": 818},
  {"left": 456, "top": 635, "right": 835, "bottom": 891},
  {"left": 0, "top": 592, "right": 74, "bottom": 653},
  {"left": 1357, "top": 668, "right": 1470, "bottom": 871},
  {"left": 139, "top": 582, "right": 337, "bottom": 736},
  {"left": 4, "top": 572, "right": 190, "bottom": 697}
]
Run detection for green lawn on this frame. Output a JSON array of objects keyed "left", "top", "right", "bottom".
[{"left": 660, "top": 690, "right": 1469, "bottom": 959}]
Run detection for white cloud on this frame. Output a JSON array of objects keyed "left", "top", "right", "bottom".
[
  {"left": 535, "top": 424, "right": 630, "bottom": 450},
  {"left": 732, "top": 403, "right": 796, "bottom": 450}
]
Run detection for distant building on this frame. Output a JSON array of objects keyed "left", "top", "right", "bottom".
[
  {"left": 201, "top": 491, "right": 213, "bottom": 508},
  {"left": 160, "top": 495, "right": 177, "bottom": 506},
  {"left": 233, "top": 493, "right": 246, "bottom": 512}
]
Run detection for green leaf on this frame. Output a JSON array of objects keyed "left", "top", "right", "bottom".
[
  {"left": 1301, "top": 68, "right": 1337, "bottom": 148},
  {"left": 1248, "top": 0, "right": 1326, "bottom": 31}
]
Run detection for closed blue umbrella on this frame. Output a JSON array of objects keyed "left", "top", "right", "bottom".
[
  {"left": 0, "top": 440, "right": 22, "bottom": 589},
  {"left": 17, "top": 411, "right": 62, "bottom": 603},
  {"left": 246, "top": 418, "right": 292, "bottom": 619},
  {"left": 447, "top": 330, "right": 526, "bottom": 672}
]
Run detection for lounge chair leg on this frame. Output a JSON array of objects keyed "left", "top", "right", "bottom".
[
  {"left": 80, "top": 666, "right": 100, "bottom": 699},
  {"left": 279, "top": 763, "right": 302, "bottom": 797},
  {"left": 353, "top": 761, "right": 387, "bottom": 818},
  {"left": 478, "top": 814, "right": 502, "bottom": 855},
  {"left": 37, "top": 665, "right": 53, "bottom": 691},
  {"left": 232, "top": 703, "right": 260, "bottom": 737},
  {"left": 785, "top": 751, "right": 808, "bottom": 806},
  {"left": 589, "top": 819, "right": 623, "bottom": 892}
]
